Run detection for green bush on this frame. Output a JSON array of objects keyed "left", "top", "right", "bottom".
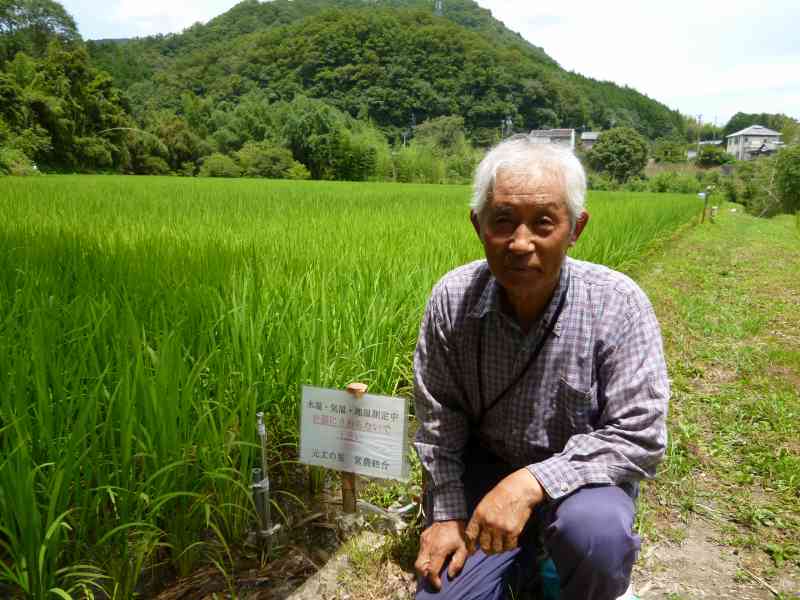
[
  {"left": 198, "top": 153, "right": 241, "bottom": 178},
  {"left": 235, "top": 142, "right": 298, "bottom": 178},
  {"left": 285, "top": 162, "right": 311, "bottom": 180},
  {"left": 735, "top": 158, "right": 781, "bottom": 216},
  {"left": 720, "top": 177, "right": 738, "bottom": 202},
  {"left": 648, "top": 171, "right": 702, "bottom": 194},
  {"left": 587, "top": 127, "right": 649, "bottom": 183},
  {"left": 696, "top": 145, "right": 734, "bottom": 167},
  {"left": 587, "top": 172, "right": 619, "bottom": 191},
  {"left": 698, "top": 169, "right": 722, "bottom": 187},
  {"left": 623, "top": 177, "right": 649, "bottom": 192},
  {"left": 652, "top": 139, "right": 687, "bottom": 163},
  {"left": 0, "top": 147, "right": 38, "bottom": 175},
  {"left": 445, "top": 147, "right": 481, "bottom": 184},
  {"left": 774, "top": 145, "right": 800, "bottom": 213},
  {"left": 138, "top": 155, "right": 171, "bottom": 175},
  {"left": 393, "top": 144, "right": 446, "bottom": 184},
  {"left": 179, "top": 161, "right": 197, "bottom": 177}
]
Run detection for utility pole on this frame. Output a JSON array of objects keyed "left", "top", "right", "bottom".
[
  {"left": 434, "top": 0, "right": 443, "bottom": 16},
  {"left": 697, "top": 114, "right": 702, "bottom": 156},
  {"left": 501, "top": 115, "right": 513, "bottom": 138}
]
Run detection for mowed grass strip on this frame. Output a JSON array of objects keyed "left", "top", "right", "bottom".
[
  {"left": 0, "top": 175, "right": 700, "bottom": 598},
  {"left": 634, "top": 206, "right": 800, "bottom": 591}
]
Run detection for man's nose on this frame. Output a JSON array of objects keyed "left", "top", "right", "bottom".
[{"left": 508, "top": 224, "right": 535, "bottom": 253}]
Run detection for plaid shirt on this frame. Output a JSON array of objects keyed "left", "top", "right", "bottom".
[{"left": 413, "top": 257, "right": 669, "bottom": 522}]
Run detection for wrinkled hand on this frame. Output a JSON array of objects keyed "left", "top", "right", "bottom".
[
  {"left": 414, "top": 520, "right": 469, "bottom": 591},
  {"left": 465, "top": 468, "right": 545, "bottom": 555}
]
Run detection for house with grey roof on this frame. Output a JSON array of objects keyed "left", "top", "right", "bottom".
[
  {"left": 580, "top": 131, "right": 601, "bottom": 150},
  {"left": 726, "top": 125, "right": 783, "bottom": 160},
  {"left": 529, "top": 128, "right": 575, "bottom": 150}
]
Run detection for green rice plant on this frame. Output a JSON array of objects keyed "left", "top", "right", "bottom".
[{"left": 0, "top": 175, "right": 700, "bottom": 597}]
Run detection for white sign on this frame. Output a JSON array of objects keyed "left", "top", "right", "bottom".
[{"left": 299, "top": 386, "right": 409, "bottom": 480}]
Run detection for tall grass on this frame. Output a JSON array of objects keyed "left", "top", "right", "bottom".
[{"left": 0, "top": 176, "right": 700, "bottom": 597}]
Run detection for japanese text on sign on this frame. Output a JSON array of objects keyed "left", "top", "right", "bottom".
[{"left": 299, "top": 386, "right": 408, "bottom": 480}]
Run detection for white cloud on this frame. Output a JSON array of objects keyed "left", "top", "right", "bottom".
[
  {"left": 476, "top": 0, "right": 800, "bottom": 122},
  {"left": 108, "top": 0, "right": 229, "bottom": 35}
]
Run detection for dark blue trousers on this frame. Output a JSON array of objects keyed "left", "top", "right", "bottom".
[{"left": 417, "top": 444, "right": 640, "bottom": 600}]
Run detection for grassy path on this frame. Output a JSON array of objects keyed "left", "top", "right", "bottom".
[{"left": 633, "top": 207, "right": 799, "bottom": 599}]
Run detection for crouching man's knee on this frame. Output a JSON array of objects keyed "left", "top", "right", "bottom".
[{"left": 544, "top": 485, "right": 640, "bottom": 600}]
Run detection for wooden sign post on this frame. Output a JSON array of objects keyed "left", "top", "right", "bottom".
[{"left": 341, "top": 382, "right": 367, "bottom": 513}]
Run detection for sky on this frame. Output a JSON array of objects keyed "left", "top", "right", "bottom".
[{"left": 59, "top": 0, "right": 800, "bottom": 127}]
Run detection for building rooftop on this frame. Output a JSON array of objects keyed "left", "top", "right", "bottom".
[
  {"left": 726, "top": 125, "right": 781, "bottom": 138},
  {"left": 581, "top": 132, "right": 600, "bottom": 141},
  {"left": 530, "top": 128, "right": 574, "bottom": 138}
]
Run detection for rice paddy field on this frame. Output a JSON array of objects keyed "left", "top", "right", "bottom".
[{"left": 0, "top": 175, "right": 701, "bottom": 598}]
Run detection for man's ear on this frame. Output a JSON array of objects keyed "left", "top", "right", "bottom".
[
  {"left": 470, "top": 210, "right": 482, "bottom": 240},
  {"left": 570, "top": 211, "right": 590, "bottom": 246}
]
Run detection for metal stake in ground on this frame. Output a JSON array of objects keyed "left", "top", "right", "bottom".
[
  {"left": 252, "top": 412, "right": 275, "bottom": 550},
  {"left": 342, "top": 382, "right": 368, "bottom": 513}
]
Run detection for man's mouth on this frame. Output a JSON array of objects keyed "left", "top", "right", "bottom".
[{"left": 508, "top": 263, "right": 539, "bottom": 272}]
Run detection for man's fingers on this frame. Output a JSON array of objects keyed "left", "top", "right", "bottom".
[
  {"left": 479, "top": 528, "right": 493, "bottom": 554},
  {"left": 503, "top": 533, "right": 519, "bottom": 553},
  {"left": 464, "top": 518, "right": 480, "bottom": 554},
  {"left": 491, "top": 530, "right": 504, "bottom": 555},
  {"left": 427, "top": 551, "right": 447, "bottom": 590},
  {"left": 447, "top": 544, "right": 469, "bottom": 579},
  {"left": 413, "top": 553, "right": 430, "bottom": 579}
]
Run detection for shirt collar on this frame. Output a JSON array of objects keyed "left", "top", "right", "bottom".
[{"left": 468, "top": 259, "right": 572, "bottom": 337}]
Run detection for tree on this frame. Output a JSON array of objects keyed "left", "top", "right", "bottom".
[
  {"left": 774, "top": 145, "right": 800, "bottom": 214},
  {"left": 587, "top": 127, "right": 648, "bottom": 183},
  {"left": 235, "top": 141, "right": 300, "bottom": 178},
  {"left": 781, "top": 119, "right": 800, "bottom": 146},
  {"left": 0, "top": 0, "right": 80, "bottom": 61},
  {"left": 414, "top": 115, "right": 467, "bottom": 153},
  {"left": 722, "top": 112, "right": 794, "bottom": 138},
  {"left": 198, "top": 152, "right": 241, "bottom": 177},
  {"left": 149, "top": 112, "right": 211, "bottom": 173},
  {"left": 696, "top": 145, "right": 734, "bottom": 168},
  {"left": 652, "top": 138, "right": 686, "bottom": 163}
]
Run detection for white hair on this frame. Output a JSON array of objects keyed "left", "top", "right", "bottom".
[{"left": 471, "top": 135, "right": 587, "bottom": 228}]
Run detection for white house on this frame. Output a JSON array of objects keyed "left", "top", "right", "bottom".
[
  {"left": 529, "top": 128, "right": 576, "bottom": 150},
  {"left": 726, "top": 125, "right": 783, "bottom": 160}
]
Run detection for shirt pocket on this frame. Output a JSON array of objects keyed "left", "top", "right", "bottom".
[{"left": 556, "top": 377, "right": 597, "bottom": 441}]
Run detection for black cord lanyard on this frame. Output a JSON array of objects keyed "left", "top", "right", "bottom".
[{"left": 474, "top": 280, "right": 569, "bottom": 428}]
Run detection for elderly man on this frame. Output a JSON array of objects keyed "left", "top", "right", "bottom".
[{"left": 413, "top": 136, "right": 669, "bottom": 600}]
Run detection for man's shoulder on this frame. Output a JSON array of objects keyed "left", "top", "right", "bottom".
[
  {"left": 429, "top": 260, "right": 492, "bottom": 319},
  {"left": 568, "top": 258, "right": 651, "bottom": 313},
  {"left": 435, "top": 260, "right": 491, "bottom": 291}
]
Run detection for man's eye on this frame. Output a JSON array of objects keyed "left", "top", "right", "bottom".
[{"left": 491, "top": 219, "right": 516, "bottom": 235}]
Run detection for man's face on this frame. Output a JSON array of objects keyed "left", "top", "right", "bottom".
[{"left": 471, "top": 169, "right": 588, "bottom": 306}]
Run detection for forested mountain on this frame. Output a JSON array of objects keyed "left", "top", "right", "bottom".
[
  {"left": 87, "top": 0, "right": 684, "bottom": 142},
  {"left": 2, "top": 0, "right": 693, "bottom": 177}
]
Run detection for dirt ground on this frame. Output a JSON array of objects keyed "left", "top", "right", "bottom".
[{"left": 633, "top": 515, "right": 794, "bottom": 599}]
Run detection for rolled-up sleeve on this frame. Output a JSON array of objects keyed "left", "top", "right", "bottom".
[
  {"left": 413, "top": 292, "right": 471, "bottom": 522},
  {"left": 529, "top": 288, "right": 669, "bottom": 501}
]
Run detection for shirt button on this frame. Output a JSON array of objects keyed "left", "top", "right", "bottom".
[{"left": 560, "top": 482, "right": 569, "bottom": 493}]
